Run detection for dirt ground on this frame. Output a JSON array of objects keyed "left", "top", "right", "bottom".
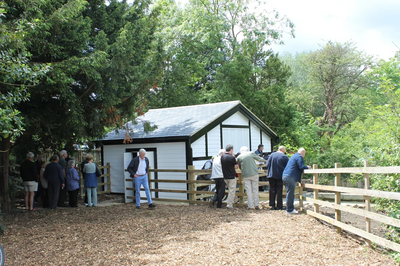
[{"left": 0, "top": 203, "right": 396, "bottom": 265}]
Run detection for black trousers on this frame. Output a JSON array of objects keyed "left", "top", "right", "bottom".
[
  {"left": 58, "top": 184, "right": 67, "bottom": 207},
  {"left": 214, "top": 178, "right": 226, "bottom": 208},
  {"left": 68, "top": 189, "right": 79, "bottom": 207},
  {"left": 48, "top": 182, "right": 60, "bottom": 209},
  {"left": 268, "top": 178, "right": 283, "bottom": 209},
  {"left": 42, "top": 188, "right": 49, "bottom": 208}
]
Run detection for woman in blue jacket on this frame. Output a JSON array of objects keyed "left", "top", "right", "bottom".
[
  {"left": 66, "top": 159, "right": 80, "bottom": 207},
  {"left": 83, "top": 155, "right": 98, "bottom": 207}
]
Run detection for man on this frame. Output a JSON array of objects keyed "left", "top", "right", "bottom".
[
  {"left": 210, "top": 150, "right": 226, "bottom": 208},
  {"left": 58, "top": 150, "right": 68, "bottom": 207},
  {"left": 282, "top": 148, "right": 311, "bottom": 214},
  {"left": 44, "top": 155, "right": 65, "bottom": 209},
  {"left": 237, "top": 146, "right": 266, "bottom": 210},
  {"left": 255, "top": 144, "right": 264, "bottom": 156},
  {"left": 266, "top": 146, "right": 289, "bottom": 210},
  {"left": 221, "top": 144, "right": 238, "bottom": 209},
  {"left": 20, "top": 152, "right": 39, "bottom": 211},
  {"left": 127, "top": 149, "right": 156, "bottom": 209}
]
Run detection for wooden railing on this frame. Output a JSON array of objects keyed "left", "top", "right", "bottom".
[
  {"left": 79, "top": 163, "right": 111, "bottom": 196},
  {"left": 125, "top": 166, "right": 299, "bottom": 206},
  {"left": 302, "top": 163, "right": 400, "bottom": 253}
]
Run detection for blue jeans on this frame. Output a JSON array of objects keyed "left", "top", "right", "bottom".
[
  {"left": 87, "top": 187, "right": 97, "bottom": 207},
  {"left": 283, "top": 175, "right": 296, "bottom": 212},
  {"left": 134, "top": 175, "right": 153, "bottom": 206}
]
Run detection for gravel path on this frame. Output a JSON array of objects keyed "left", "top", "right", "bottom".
[{"left": 0, "top": 204, "right": 396, "bottom": 265}]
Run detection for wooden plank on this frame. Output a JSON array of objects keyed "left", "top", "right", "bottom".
[
  {"left": 305, "top": 166, "right": 400, "bottom": 174},
  {"left": 303, "top": 197, "right": 400, "bottom": 228},
  {"left": 335, "top": 163, "right": 342, "bottom": 233},
  {"left": 306, "top": 210, "right": 400, "bottom": 253},
  {"left": 97, "top": 190, "right": 111, "bottom": 195},
  {"left": 97, "top": 165, "right": 109, "bottom": 170},
  {"left": 364, "top": 161, "right": 371, "bottom": 247},
  {"left": 304, "top": 184, "right": 400, "bottom": 201},
  {"left": 313, "top": 164, "right": 319, "bottom": 213},
  {"left": 188, "top": 165, "right": 195, "bottom": 204}
]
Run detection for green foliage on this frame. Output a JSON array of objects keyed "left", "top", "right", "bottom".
[{"left": 2, "top": 0, "right": 161, "bottom": 159}]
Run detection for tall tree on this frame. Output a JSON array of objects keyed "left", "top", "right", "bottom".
[
  {"left": 285, "top": 41, "right": 373, "bottom": 138},
  {"left": 7, "top": 0, "right": 161, "bottom": 159},
  {"left": 0, "top": 1, "right": 50, "bottom": 212}
]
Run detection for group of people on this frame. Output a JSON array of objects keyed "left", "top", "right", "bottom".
[
  {"left": 19, "top": 151, "right": 101, "bottom": 210},
  {"left": 209, "top": 144, "right": 310, "bottom": 213}
]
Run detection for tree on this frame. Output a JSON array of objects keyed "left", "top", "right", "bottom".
[
  {"left": 286, "top": 41, "right": 373, "bottom": 138},
  {"left": 6, "top": 0, "right": 161, "bottom": 160},
  {"left": 0, "top": 1, "right": 50, "bottom": 212}
]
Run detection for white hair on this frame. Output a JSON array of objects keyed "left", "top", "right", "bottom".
[
  {"left": 240, "top": 146, "right": 249, "bottom": 153},
  {"left": 278, "top": 146, "right": 286, "bottom": 152},
  {"left": 67, "top": 159, "right": 75, "bottom": 168},
  {"left": 139, "top": 148, "right": 146, "bottom": 154},
  {"left": 218, "top": 149, "right": 225, "bottom": 156},
  {"left": 298, "top": 148, "right": 306, "bottom": 155},
  {"left": 27, "top": 152, "right": 34, "bottom": 159},
  {"left": 60, "top": 150, "right": 67, "bottom": 157}
]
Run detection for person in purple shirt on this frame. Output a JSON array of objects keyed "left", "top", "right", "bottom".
[
  {"left": 282, "top": 148, "right": 311, "bottom": 214},
  {"left": 66, "top": 159, "right": 80, "bottom": 207}
]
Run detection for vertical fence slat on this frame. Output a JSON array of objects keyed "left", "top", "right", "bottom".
[
  {"left": 313, "top": 164, "right": 319, "bottom": 213},
  {"left": 106, "top": 162, "right": 111, "bottom": 192},
  {"left": 335, "top": 163, "right": 342, "bottom": 233},
  {"left": 299, "top": 181, "right": 304, "bottom": 212},
  {"left": 364, "top": 160, "right": 371, "bottom": 246},
  {"left": 239, "top": 172, "right": 244, "bottom": 205},
  {"left": 188, "top": 165, "right": 195, "bottom": 204}
]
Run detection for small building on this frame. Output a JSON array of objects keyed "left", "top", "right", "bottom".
[{"left": 96, "top": 101, "right": 278, "bottom": 201}]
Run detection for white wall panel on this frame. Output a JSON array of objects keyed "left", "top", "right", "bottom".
[
  {"left": 262, "top": 132, "right": 272, "bottom": 152},
  {"left": 207, "top": 125, "right": 221, "bottom": 156},
  {"left": 222, "top": 128, "right": 250, "bottom": 154},
  {"left": 250, "top": 123, "right": 261, "bottom": 152},
  {"left": 222, "top": 111, "right": 249, "bottom": 126},
  {"left": 191, "top": 135, "right": 206, "bottom": 157}
]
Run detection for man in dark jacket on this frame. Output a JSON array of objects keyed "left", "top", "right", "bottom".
[
  {"left": 266, "top": 146, "right": 289, "bottom": 210},
  {"left": 127, "top": 149, "right": 156, "bottom": 209},
  {"left": 44, "top": 155, "right": 65, "bottom": 209},
  {"left": 282, "top": 148, "right": 311, "bottom": 214},
  {"left": 20, "top": 152, "right": 39, "bottom": 210},
  {"left": 221, "top": 144, "right": 238, "bottom": 209}
]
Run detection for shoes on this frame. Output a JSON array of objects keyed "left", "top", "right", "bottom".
[
  {"left": 275, "top": 207, "right": 284, "bottom": 210},
  {"left": 287, "top": 209, "right": 298, "bottom": 214},
  {"left": 226, "top": 206, "right": 238, "bottom": 210},
  {"left": 255, "top": 206, "right": 260, "bottom": 210},
  {"left": 136, "top": 206, "right": 141, "bottom": 209},
  {"left": 148, "top": 203, "right": 156, "bottom": 208},
  {"left": 86, "top": 205, "right": 92, "bottom": 207},
  {"left": 210, "top": 200, "right": 216, "bottom": 208},
  {"left": 247, "top": 207, "right": 255, "bottom": 210}
]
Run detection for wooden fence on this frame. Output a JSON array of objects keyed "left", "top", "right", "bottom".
[
  {"left": 125, "top": 165, "right": 299, "bottom": 206},
  {"left": 79, "top": 163, "right": 111, "bottom": 196},
  {"left": 302, "top": 162, "right": 400, "bottom": 253}
]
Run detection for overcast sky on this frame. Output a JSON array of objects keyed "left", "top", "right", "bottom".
[{"left": 267, "top": 0, "right": 400, "bottom": 59}]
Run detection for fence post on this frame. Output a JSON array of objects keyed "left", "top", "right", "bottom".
[
  {"left": 239, "top": 172, "right": 244, "bottom": 205},
  {"left": 334, "top": 163, "right": 342, "bottom": 233},
  {"left": 106, "top": 162, "right": 111, "bottom": 193},
  {"left": 299, "top": 181, "right": 304, "bottom": 212},
  {"left": 313, "top": 164, "right": 319, "bottom": 213},
  {"left": 188, "top": 165, "right": 195, "bottom": 205},
  {"left": 364, "top": 160, "right": 371, "bottom": 246}
]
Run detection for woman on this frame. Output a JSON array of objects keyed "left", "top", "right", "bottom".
[
  {"left": 83, "top": 155, "right": 98, "bottom": 207},
  {"left": 66, "top": 159, "right": 80, "bottom": 207},
  {"left": 39, "top": 161, "right": 49, "bottom": 208}
]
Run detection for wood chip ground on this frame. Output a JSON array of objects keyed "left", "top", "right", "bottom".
[{"left": 0, "top": 204, "right": 396, "bottom": 265}]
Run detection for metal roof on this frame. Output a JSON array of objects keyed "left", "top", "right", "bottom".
[{"left": 98, "top": 101, "right": 243, "bottom": 141}]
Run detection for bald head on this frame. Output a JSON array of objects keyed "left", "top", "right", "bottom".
[
  {"left": 278, "top": 146, "right": 286, "bottom": 153},
  {"left": 298, "top": 148, "right": 306, "bottom": 157}
]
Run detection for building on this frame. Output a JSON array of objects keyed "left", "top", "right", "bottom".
[{"left": 96, "top": 101, "right": 278, "bottom": 201}]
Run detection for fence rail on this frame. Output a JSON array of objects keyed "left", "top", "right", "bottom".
[
  {"left": 302, "top": 162, "right": 400, "bottom": 253},
  {"left": 125, "top": 166, "right": 298, "bottom": 206}
]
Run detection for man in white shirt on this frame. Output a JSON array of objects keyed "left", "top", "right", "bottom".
[
  {"left": 127, "top": 149, "right": 156, "bottom": 209},
  {"left": 210, "top": 149, "right": 226, "bottom": 208}
]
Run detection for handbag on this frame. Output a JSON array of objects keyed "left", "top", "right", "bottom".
[{"left": 95, "top": 166, "right": 102, "bottom": 177}]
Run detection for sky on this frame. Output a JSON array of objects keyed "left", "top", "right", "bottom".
[{"left": 266, "top": 0, "right": 400, "bottom": 59}]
